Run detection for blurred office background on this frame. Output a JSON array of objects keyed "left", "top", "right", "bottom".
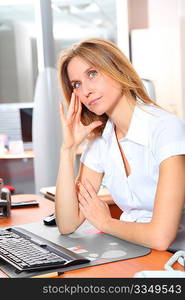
[{"left": 0, "top": 0, "right": 185, "bottom": 194}]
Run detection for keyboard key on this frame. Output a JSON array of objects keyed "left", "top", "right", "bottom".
[{"left": 0, "top": 228, "right": 90, "bottom": 272}]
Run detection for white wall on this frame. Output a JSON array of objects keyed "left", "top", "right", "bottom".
[
  {"left": 130, "top": 0, "right": 185, "bottom": 119},
  {"left": 0, "top": 25, "right": 19, "bottom": 102},
  {"left": 131, "top": 28, "right": 182, "bottom": 116},
  {"left": 14, "top": 23, "right": 35, "bottom": 102},
  {"left": 0, "top": 22, "right": 36, "bottom": 104},
  {"left": 148, "top": 0, "right": 179, "bottom": 28}
]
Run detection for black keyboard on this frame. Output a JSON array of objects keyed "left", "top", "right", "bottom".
[{"left": 0, "top": 227, "right": 90, "bottom": 273}]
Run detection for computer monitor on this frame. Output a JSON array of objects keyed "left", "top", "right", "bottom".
[
  {"left": 0, "top": 102, "right": 33, "bottom": 143},
  {"left": 20, "top": 107, "right": 33, "bottom": 148}
]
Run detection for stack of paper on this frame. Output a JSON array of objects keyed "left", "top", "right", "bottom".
[{"left": 40, "top": 186, "right": 110, "bottom": 200}]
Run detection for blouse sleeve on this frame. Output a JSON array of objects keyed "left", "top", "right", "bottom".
[
  {"left": 80, "top": 137, "right": 105, "bottom": 173},
  {"left": 152, "top": 115, "right": 185, "bottom": 165}
]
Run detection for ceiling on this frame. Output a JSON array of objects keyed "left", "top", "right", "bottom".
[{"left": 0, "top": 0, "right": 117, "bottom": 41}]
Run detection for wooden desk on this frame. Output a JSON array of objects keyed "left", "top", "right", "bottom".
[{"left": 0, "top": 194, "right": 183, "bottom": 278}]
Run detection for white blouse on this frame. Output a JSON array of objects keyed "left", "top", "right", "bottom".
[{"left": 80, "top": 104, "right": 185, "bottom": 251}]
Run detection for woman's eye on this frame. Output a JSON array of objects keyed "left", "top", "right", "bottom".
[
  {"left": 73, "top": 81, "right": 81, "bottom": 89},
  {"left": 88, "top": 70, "right": 97, "bottom": 78}
]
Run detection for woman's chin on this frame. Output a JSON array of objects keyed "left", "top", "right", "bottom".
[{"left": 90, "top": 108, "right": 106, "bottom": 116}]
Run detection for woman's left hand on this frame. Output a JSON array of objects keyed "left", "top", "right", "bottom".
[{"left": 77, "top": 179, "right": 112, "bottom": 231}]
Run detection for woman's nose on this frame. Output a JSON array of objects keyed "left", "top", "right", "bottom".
[{"left": 81, "top": 81, "right": 94, "bottom": 97}]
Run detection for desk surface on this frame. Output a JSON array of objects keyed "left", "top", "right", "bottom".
[
  {"left": 0, "top": 194, "right": 183, "bottom": 278},
  {"left": 0, "top": 150, "right": 34, "bottom": 159},
  {"left": 0, "top": 143, "right": 83, "bottom": 159}
]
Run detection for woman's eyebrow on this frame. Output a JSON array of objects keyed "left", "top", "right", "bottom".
[{"left": 70, "top": 67, "right": 94, "bottom": 84}]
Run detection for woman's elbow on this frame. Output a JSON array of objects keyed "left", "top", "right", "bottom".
[
  {"left": 57, "top": 225, "right": 76, "bottom": 235},
  {"left": 151, "top": 231, "right": 176, "bottom": 251},
  {"left": 152, "top": 239, "right": 171, "bottom": 251},
  {"left": 56, "top": 220, "right": 77, "bottom": 235}
]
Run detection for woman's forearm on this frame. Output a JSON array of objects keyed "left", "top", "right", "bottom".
[
  {"left": 102, "top": 218, "right": 172, "bottom": 251},
  {"left": 55, "top": 146, "right": 82, "bottom": 234}
]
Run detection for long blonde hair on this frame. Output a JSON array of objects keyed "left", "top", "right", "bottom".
[{"left": 58, "top": 37, "right": 156, "bottom": 138}]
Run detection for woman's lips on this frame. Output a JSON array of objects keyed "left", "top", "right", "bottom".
[{"left": 89, "top": 97, "right": 102, "bottom": 106}]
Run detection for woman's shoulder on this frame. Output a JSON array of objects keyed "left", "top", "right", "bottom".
[
  {"left": 144, "top": 105, "right": 185, "bottom": 163},
  {"left": 143, "top": 104, "right": 185, "bottom": 130},
  {"left": 144, "top": 105, "right": 185, "bottom": 146}
]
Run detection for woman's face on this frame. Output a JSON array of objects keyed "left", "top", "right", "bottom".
[{"left": 67, "top": 56, "right": 123, "bottom": 116}]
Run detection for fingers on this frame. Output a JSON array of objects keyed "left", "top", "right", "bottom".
[
  {"left": 78, "top": 179, "right": 97, "bottom": 202},
  {"left": 60, "top": 92, "right": 79, "bottom": 124},
  {"left": 78, "top": 192, "right": 87, "bottom": 208},
  {"left": 59, "top": 101, "right": 64, "bottom": 116},
  {"left": 83, "top": 178, "right": 97, "bottom": 198},
  {"left": 59, "top": 102, "right": 66, "bottom": 124},
  {"left": 66, "top": 92, "right": 76, "bottom": 121},
  {"left": 78, "top": 201, "right": 86, "bottom": 216},
  {"left": 74, "top": 93, "right": 79, "bottom": 115},
  {"left": 76, "top": 97, "right": 82, "bottom": 122},
  {"left": 86, "top": 120, "right": 102, "bottom": 135},
  {"left": 66, "top": 93, "right": 82, "bottom": 124},
  {"left": 78, "top": 181, "right": 91, "bottom": 202}
]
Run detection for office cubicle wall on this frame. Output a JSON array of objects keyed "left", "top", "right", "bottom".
[
  {"left": 0, "top": 102, "right": 33, "bottom": 148},
  {"left": 0, "top": 102, "right": 34, "bottom": 194}
]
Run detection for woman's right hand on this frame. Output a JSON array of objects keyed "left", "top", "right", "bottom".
[{"left": 60, "top": 92, "right": 102, "bottom": 150}]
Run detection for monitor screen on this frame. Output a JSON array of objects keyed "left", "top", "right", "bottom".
[{"left": 20, "top": 107, "right": 33, "bottom": 143}]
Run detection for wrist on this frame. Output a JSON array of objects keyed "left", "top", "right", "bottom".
[
  {"left": 60, "top": 146, "right": 77, "bottom": 166},
  {"left": 100, "top": 216, "right": 113, "bottom": 234},
  {"left": 61, "top": 144, "right": 77, "bottom": 154},
  {"left": 60, "top": 145, "right": 78, "bottom": 163}
]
